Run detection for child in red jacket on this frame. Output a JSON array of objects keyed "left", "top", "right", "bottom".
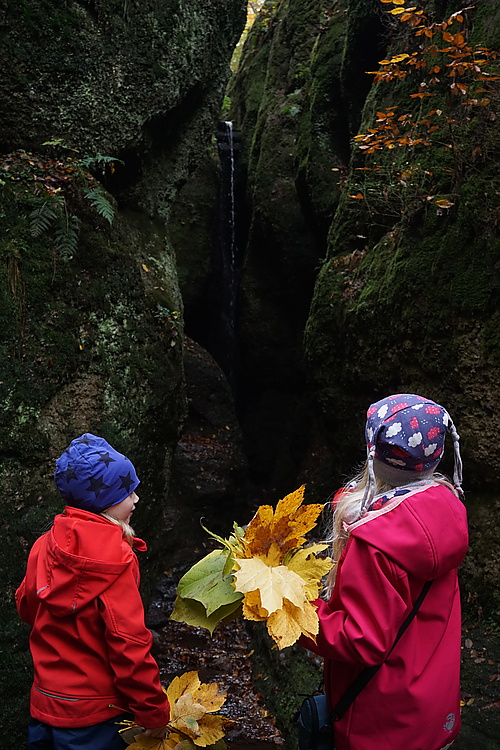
[
  {"left": 300, "top": 394, "right": 469, "bottom": 750},
  {"left": 16, "top": 434, "right": 170, "bottom": 750}
]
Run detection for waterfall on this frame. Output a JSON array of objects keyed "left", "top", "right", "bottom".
[
  {"left": 226, "top": 121, "right": 237, "bottom": 269},
  {"left": 215, "top": 120, "right": 241, "bottom": 384}
]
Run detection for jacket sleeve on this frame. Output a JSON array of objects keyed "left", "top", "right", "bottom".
[
  {"left": 300, "top": 536, "right": 411, "bottom": 667},
  {"left": 15, "top": 536, "right": 45, "bottom": 626},
  {"left": 98, "top": 558, "right": 170, "bottom": 729},
  {"left": 15, "top": 577, "right": 34, "bottom": 625}
]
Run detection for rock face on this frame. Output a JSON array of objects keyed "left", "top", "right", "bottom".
[
  {"left": 0, "top": 0, "right": 245, "bottom": 741},
  {"left": 0, "top": 0, "right": 246, "bottom": 218},
  {"left": 225, "top": 0, "right": 500, "bottom": 615},
  {"left": 222, "top": 3, "right": 500, "bottom": 746},
  {"left": 302, "top": 0, "right": 500, "bottom": 491},
  {"left": 225, "top": 0, "right": 346, "bottom": 497}
]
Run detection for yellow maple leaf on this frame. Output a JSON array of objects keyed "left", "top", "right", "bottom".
[
  {"left": 240, "top": 504, "right": 275, "bottom": 557},
  {"left": 241, "top": 588, "right": 268, "bottom": 621},
  {"left": 166, "top": 672, "right": 201, "bottom": 706},
  {"left": 161, "top": 671, "right": 227, "bottom": 749},
  {"left": 191, "top": 714, "right": 226, "bottom": 747},
  {"left": 260, "top": 540, "right": 282, "bottom": 566},
  {"left": 272, "top": 503, "right": 324, "bottom": 552},
  {"left": 276, "top": 484, "right": 305, "bottom": 515},
  {"left": 170, "top": 692, "right": 206, "bottom": 729},
  {"left": 172, "top": 485, "right": 331, "bottom": 648},
  {"left": 286, "top": 544, "right": 332, "bottom": 600},
  {"left": 192, "top": 681, "right": 226, "bottom": 713},
  {"left": 241, "top": 485, "right": 323, "bottom": 560},
  {"left": 233, "top": 557, "right": 307, "bottom": 614},
  {"left": 267, "top": 598, "right": 319, "bottom": 650}
]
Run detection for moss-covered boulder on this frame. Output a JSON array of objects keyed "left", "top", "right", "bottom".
[
  {"left": 304, "top": 0, "right": 500, "bottom": 490},
  {"left": 0, "top": 157, "right": 185, "bottom": 739},
  {"left": 0, "top": 1, "right": 246, "bottom": 742},
  {"left": 0, "top": 0, "right": 246, "bottom": 217}
]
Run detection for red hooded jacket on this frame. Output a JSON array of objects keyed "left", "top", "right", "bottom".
[
  {"left": 15, "top": 507, "right": 170, "bottom": 729},
  {"left": 300, "top": 482, "right": 468, "bottom": 750}
]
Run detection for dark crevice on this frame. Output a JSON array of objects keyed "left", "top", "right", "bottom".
[{"left": 342, "top": 5, "right": 388, "bottom": 136}]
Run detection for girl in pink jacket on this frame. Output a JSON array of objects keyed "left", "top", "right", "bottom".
[{"left": 300, "top": 394, "right": 469, "bottom": 750}]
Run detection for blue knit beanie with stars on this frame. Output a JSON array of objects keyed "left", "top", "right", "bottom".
[{"left": 54, "top": 434, "right": 140, "bottom": 513}]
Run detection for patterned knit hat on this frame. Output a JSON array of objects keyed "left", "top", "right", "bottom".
[
  {"left": 361, "top": 394, "right": 463, "bottom": 511},
  {"left": 54, "top": 434, "right": 140, "bottom": 514}
]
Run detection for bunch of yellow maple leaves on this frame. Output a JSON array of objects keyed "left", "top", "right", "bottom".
[
  {"left": 120, "top": 671, "right": 227, "bottom": 750},
  {"left": 171, "top": 486, "right": 332, "bottom": 649}
]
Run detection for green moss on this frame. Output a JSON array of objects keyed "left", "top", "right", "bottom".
[{"left": 304, "top": 0, "right": 500, "bottom": 503}]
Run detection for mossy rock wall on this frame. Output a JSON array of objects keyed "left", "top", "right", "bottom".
[
  {"left": 304, "top": 0, "right": 500, "bottom": 489},
  {"left": 0, "top": 0, "right": 247, "bottom": 218},
  {"left": 225, "top": 0, "right": 359, "bottom": 495},
  {"left": 302, "top": 0, "right": 500, "bottom": 620},
  {"left": 1, "top": 178, "right": 185, "bottom": 740},
  {"left": 0, "top": 1, "right": 246, "bottom": 743}
]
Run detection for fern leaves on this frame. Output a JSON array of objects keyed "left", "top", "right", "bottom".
[
  {"left": 84, "top": 188, "right": 115, "bottom": 225},
  {"left": 29, "top": 200, "right": 61, "bottom": 238},
  {"left": 27, "top": 187, "right": 114, "bottom": 260},
  {"left": 54, "top": 214, "right": 81, "bottom": 261},
  {"left": 29, "top": 197, "right": 80, "bottom": 260},
  {"left": 77, "top": 154, "right": 123, "bottom": 171}
]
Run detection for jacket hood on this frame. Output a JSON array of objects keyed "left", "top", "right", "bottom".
[
  {"left": 35, "top": 507, "right": 146, "bottom": 617},
  {"left": 348, "top": 483, "right": 468, "bottom": 580}
]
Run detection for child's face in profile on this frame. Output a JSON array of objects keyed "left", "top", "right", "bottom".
[{"left": 106, "top": 491, "right": 139, "bottom": 524}]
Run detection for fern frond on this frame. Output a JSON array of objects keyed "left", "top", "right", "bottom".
[
  {"left": 78, "top": 154, "right": 123, "bottom": 170},
  {"left": 29, "top": 201, "right": 58, "bottom": 237},
  {"left": 85, "top": 188, "right": 115, "bottom": 225},
  {"left": 54, "top": 214, "right": 81, "bottom": 261}
]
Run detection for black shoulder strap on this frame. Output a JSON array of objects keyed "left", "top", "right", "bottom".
[{"left": 331, "top": 579, "right": 434, "bottom": 721}]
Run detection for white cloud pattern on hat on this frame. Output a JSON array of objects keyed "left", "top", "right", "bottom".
[
  {"left": 408, "top": 432, "right": 422, "bottom": 447},
  {"left": 377, "top": 404, "right": 388, "bottom": 418},
  {"left": 386, "top": 422, "right": 402, "bottom": 438},
  {"left": 424, "top": 442, "right": 438, "bottom": 456}
]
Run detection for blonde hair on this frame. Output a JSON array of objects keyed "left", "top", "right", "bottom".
[
  {"left": 323, "top": 462, "right": 458, "bottom": 596},
  {"left": 100, "top": 512, "right": 136, "bottom": 547}
]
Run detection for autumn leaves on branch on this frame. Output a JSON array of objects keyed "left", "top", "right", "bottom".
[{"left": 354, "top": 0, "right": 499, "bottom": 156}]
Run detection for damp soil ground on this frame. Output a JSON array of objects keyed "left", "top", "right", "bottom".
[{"left": 147, "top": 560, "right": 500, "bottom": 749}]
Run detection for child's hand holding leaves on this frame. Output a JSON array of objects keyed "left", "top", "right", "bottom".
[{"left": 119, "top": 671, "right": 228, "bottom": 750}]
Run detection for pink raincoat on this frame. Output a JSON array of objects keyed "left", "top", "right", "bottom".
[{"left": 300, "top": 482, "right": 468, "bottom": 750}]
